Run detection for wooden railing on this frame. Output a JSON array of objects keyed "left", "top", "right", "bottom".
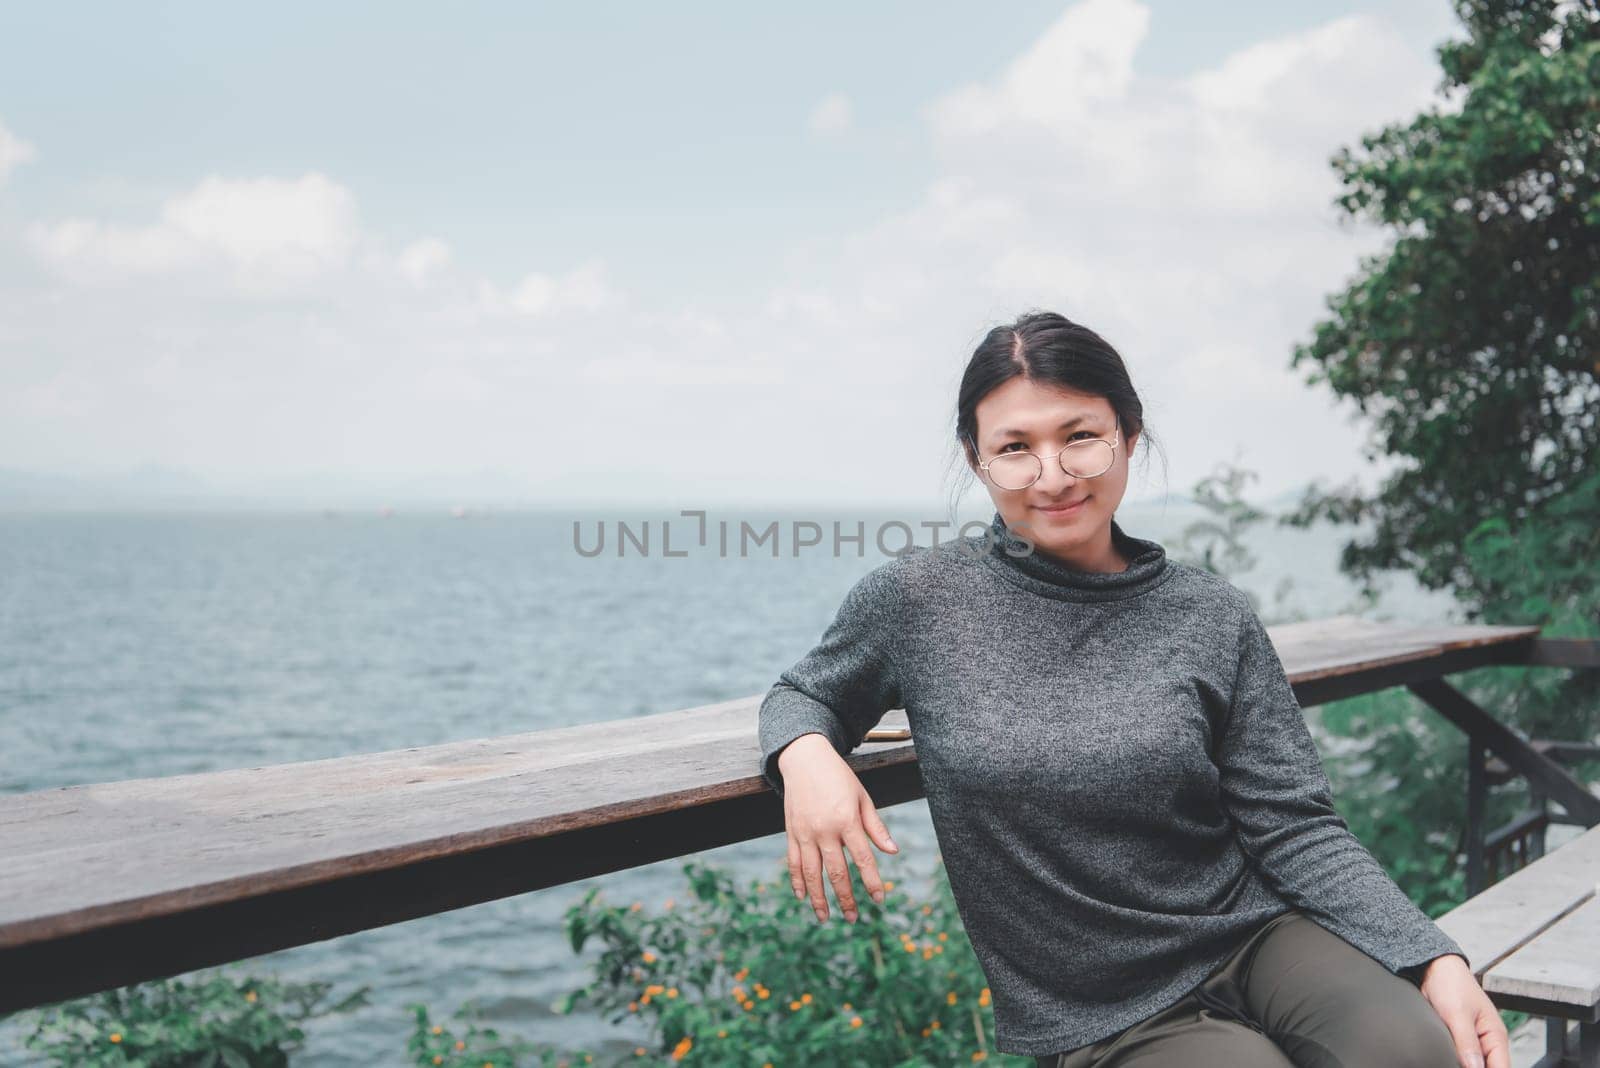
[{"left": 2, "top": 615, "right": 1596, "bottom": 1015}]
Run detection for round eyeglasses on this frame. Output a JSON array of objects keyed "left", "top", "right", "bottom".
[{"left": 971, "top": 427, "right": 1121, "bottom": 491}]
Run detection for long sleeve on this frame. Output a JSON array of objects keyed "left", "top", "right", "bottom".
[
  {"left": 1215, "top": 600, "right": 1469, "bottom": 977},
  {"left": 757, "top": 562, "right": 905, "bottom": 799}
]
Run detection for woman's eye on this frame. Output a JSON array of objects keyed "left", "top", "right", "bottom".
[{"left": 1000, "top": 442, "right": 1029, "bottom": 453}]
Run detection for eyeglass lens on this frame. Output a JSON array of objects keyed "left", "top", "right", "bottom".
[{"left": 987, "top": 440, "right": 1113, "bottom": 490}]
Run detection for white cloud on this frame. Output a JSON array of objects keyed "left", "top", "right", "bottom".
[
  {"left": 397, "top": 237, "right": 452, "bottom": 287},
  {"left": 28, "top": 173, "right": 358, "bottom": 288},
  {"left": 0, "top": 116, "right": 35, "bottom": 187},
  {"left": 927, "top": 0, "right": 1149, "bottom": 136},
  {"left": 503, "top": 258, "right": 619, "bottom": 317},
  {"left": 807, "top": 92, "right": 854, "bottom": 136}
]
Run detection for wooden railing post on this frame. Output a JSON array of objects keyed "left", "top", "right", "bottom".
[{"left": 1467, "top": 733, "right": 1488, "bottom": 897}]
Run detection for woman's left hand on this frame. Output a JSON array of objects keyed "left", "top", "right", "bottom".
[{"left": 1417, "top": 954, "right": 1510, "bottom": 1068}]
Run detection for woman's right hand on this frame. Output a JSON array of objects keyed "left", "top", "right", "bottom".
[{"left": 776, "top": 732, "right": 899, "bottom": 924}]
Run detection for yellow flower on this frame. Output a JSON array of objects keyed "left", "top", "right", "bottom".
[
  {"left": 742, "top": 999, "right": 755, "bottom": 1010},
  {"left": 667, "top": 987, "right": 679, "bottom": 998},
  {"left": 903, "top": 941, "right": 917, "bottom": 953},
  {"left": 850, "top": 1016, "right": 863, "bottom": 1028},
  {"left": 938, "top": 932, "right": 948, "bottom": 942},
  {"left": 245, "top": 990, "right": 258, "bottom": 1003},
  {"left": 717, "top": 1029, "right": 728, "bottom": 1038},
  {"left": 923, "top": 948, "right": 934, "bottom": 959},
  {"left": 431, "top": 1025, "right": 443, "bottom": 1035},
  {"left": 930, "top": 1020, "right": 941, "bottom": 1031},
  {"left": 921, "top": 1027, "right": 931, "bottom": 1038},
  {"left": 671, "top": 1036, "right": 693, "bottom": 1060},
  {"left": 432, "top": 1058, "right": 442, "bottom": 1066},
  {"left": 630, "top": 902, "right": 642, "bottom": 912},
  {"left": 790, "top": 999, "right": 802, "bottom": 1011},
  {"left": 972, "top": 1052, "right": 988, "bottom": 1062},
  {"left": 646, "top": 984, "right": 665, "bottom": 996},
  {"left": 757, "top": 988, "right": 770, "bottom": 1000},
  {"left": 628, "top": 1001, "right": 639, "bottom": 1013},
  {"left": 733, "top": 966, "right": 749, "bottom": 981},
  {"left": 981, "top": 987, "right": 991, "bottom": 998},
  {"left": 801, "top": 993, "right": 812, "bottom": 1004},
  {"left": 842, "top": 1002, "right": 853, "bottom": 1011},
  {"left": 109, "top": 1033, "right": 122, "bottom": 1044},
  {"left": 642, "top": 951, "right": 657, "bottom": 964},
  {"left": 922, "top": 905, "right": 933, "bottom": 915},
  {"left": 732, "top": 986, "right": 746, "bottom": 1000},
  {"left": 947, "top": 991, "right": 959, "bottom": 1005},
  {"left": 635, "top": 1048, "right": 647, "bottom": 1056},
  {"left": 455, "top": 1041, "right": 466, "bottom": 1051},
  {"left": 884, "top": 881, "right": 895, "bottom": 890}
]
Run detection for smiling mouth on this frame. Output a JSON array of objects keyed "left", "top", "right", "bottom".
[{"left": 1037, "top": 498, "right": 1089, "bottom": 514}]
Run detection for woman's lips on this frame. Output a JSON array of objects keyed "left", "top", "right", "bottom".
[{"left": 1036, "top": 497, "right": 1089, "bottom": 518}]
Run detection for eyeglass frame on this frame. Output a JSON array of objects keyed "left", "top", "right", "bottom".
[{"left": 967, "top": 426, "right": 1122, "bottom": 490}]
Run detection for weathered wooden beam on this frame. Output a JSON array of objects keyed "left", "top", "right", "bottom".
[{"left": 1408, "top": 679, "right": 1600, "bottom": 828}]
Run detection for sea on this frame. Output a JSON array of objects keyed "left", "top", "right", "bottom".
[{"left": 0, "top": 502, "right": 1469, "bottom": 1065}]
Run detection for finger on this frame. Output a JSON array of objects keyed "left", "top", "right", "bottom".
[
  {"left": 1443, "top": 1011, "right": 1485, "bottom": 1068},
  {"left": 1479, "top": 1004, "right": 1510, "bottom": 1068},
  {"left": 787, "top": 833, "right": 806, "bottom": 902},
  {"left": 841, "top": 824, "right": 886, "bottom": 906},
  {"left": 819, "top": 841, "right": 859, "bottom": 921},
  {"left": 799, "top": 839, "right": 829, "bottom": 922},
  {"left": 858, "top": 793, "right": 898, "bottom": 856}
]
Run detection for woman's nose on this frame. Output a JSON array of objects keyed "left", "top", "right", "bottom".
[{"left": 1035, "top": 453, "right": 1078, "bottom": 493}]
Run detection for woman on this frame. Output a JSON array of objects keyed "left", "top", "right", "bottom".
[{"left": 757, "top": 312, "right": 1509, "bottom": 1067}]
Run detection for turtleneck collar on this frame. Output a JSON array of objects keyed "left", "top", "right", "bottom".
[{"left": 980, "top": 509, "right": 1175, "bottom": 603}]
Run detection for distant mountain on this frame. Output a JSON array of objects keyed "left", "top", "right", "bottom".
[{"left": 0, "top": 465, "right": 1322, "bottom": 515}]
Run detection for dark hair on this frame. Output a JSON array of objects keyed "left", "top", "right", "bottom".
[{"left": 944, "top": 310, "right": 1165, "bottom": 519}]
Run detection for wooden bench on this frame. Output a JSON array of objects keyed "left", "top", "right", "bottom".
[{"left": 1435, "top": 823, "right": 1600, "bottom": 1067}]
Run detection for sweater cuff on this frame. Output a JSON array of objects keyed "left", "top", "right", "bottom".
[
  {"left": 1396, "top": 950, "right": 1469, "bottom": 986},
  {"left": 758, "top": 689, "right": 855, "bottom": 797}
]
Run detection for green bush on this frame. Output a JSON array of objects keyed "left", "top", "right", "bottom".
[
  {"left": 16, "top": 969, "right": 369, "bottom": 1067},
  {"left": 546, "top": 857, "right": 1028, "bottom": 1067}
]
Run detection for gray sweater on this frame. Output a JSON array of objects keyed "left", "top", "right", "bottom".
[{"left": 757, "top": 511, "right": 1468, "bottom": 1056}]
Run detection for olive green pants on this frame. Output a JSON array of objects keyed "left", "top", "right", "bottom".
[{"left": 1034, "top": 909, "right": 1459, "bottom": 1067}]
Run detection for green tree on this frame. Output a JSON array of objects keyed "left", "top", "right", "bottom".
[{"left": 1282, "top": 0, "right": 1598, "bottom": 619}]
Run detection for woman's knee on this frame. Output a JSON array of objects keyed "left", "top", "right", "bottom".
[
  {"left": 1268, "top": 980, "right": 1458, "bottom": 1068},
  {"left": 1241, "top": 914, "right": 1458, "bottom": 1067}
]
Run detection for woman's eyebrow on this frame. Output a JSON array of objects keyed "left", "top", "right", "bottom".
[{"left": 992, "top": 415, "right": 1098, "bottom": 440}]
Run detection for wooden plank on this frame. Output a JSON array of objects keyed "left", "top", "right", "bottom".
[
  {"left": 1481, "top": 895, "right": 1600, "bottom": 1015},
  {"left": 1267, "top": 617, "right": 1542, "bottom": 705},
  {"left": 1435, "top": 825, "right": 1600, "bottom": 979},
  {"left": 0, "top": 618, "right": 1553, "bottom": 1012},
  {"left": 0, "top": 700, "right": 915, "bottom": 945},
  {"left": 1264, "top": 616, "right": 1539, "bottom": 681}
]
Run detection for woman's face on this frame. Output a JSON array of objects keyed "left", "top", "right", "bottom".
[{"left": 968, "top": 377, "right": 1138, "bottom": 566}]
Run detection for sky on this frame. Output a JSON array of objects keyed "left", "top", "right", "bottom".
[{"left": 0, "top": 0, "right": 1468, "bottom": 509}]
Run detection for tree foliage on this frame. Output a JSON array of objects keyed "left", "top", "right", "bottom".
[{"left": 1283, "top": 0, "right": 1599, "bottom": 614}]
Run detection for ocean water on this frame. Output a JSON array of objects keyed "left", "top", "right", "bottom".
[{"left": 0, "top": 504, "right": 1465, "bottom": 1065}]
